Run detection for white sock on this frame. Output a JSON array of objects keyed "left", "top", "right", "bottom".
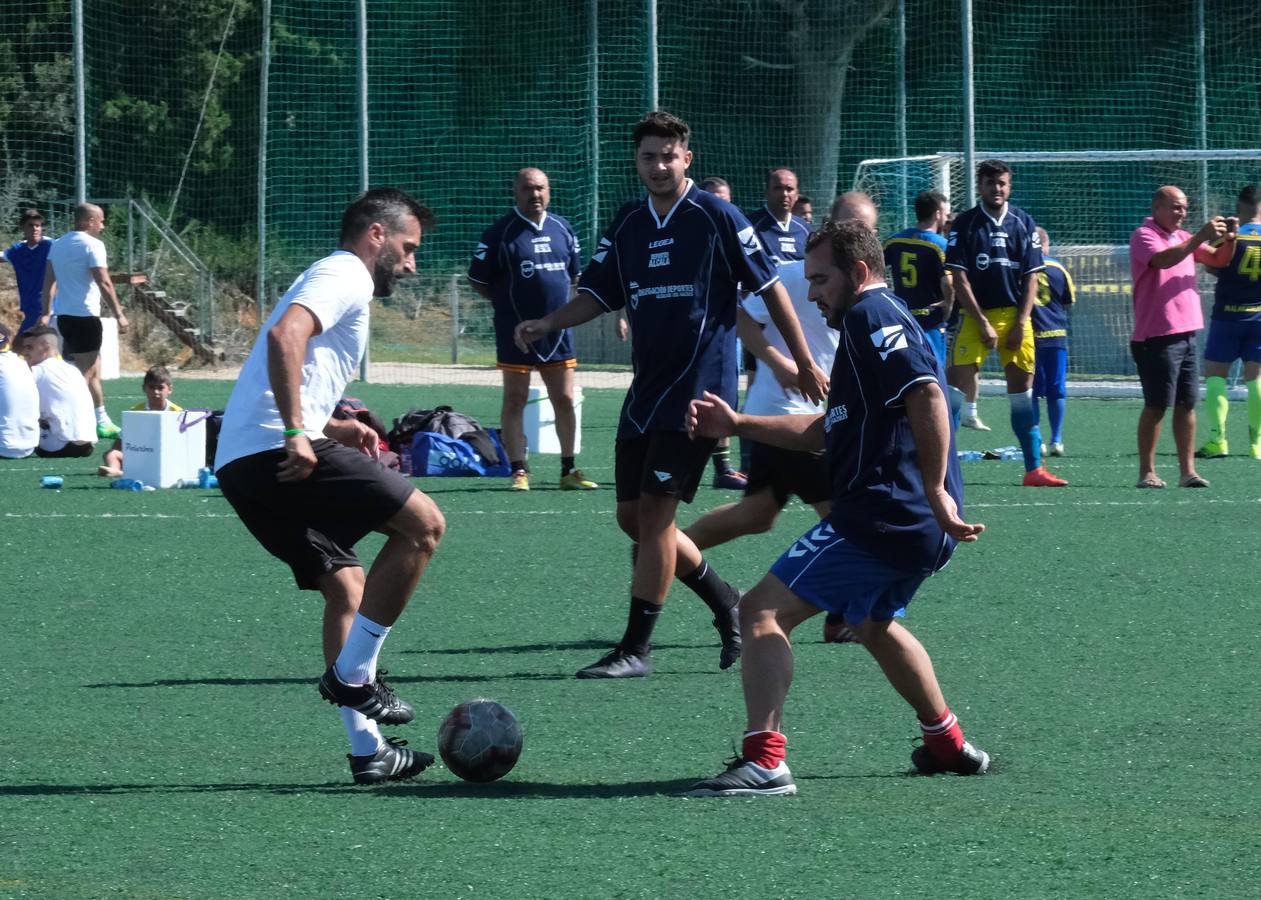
[
  {"left": 964, "top": 401, "right": 979, "bottom": 418},
  {"left": 341, "top": 707, "right": 383, "bottom": 757},
  {"left": 334, "top": 613, "right": 391, "bottom": 686},
  {"left": 95, "top": 406, "right": 110, "bottom": 425}
]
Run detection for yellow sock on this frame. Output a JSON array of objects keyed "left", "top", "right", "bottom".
[
  {"left": 1204, "top": 376, "right": 1229, "bottom": 443},
  {"left": 1248, "top": 379, "right": 1261, "bottom": 455}
]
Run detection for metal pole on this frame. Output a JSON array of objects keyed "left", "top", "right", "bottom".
[
  {"left": 896, "top": 0, "right": 908, "bottom": 228},
  {"left": 961, "top": 0, "right": 976, "bottom": 209},
  {"left": 589, "top": 0, "right": 600, "bottom": 250},
  {"left": 72, "top": 0, "right": 86, "bottom": 203},
  {"left": 257, "top": 0, "right": 270, "bottom": 319},
  {"left": 646, "top": 0, "right": 658, "bottom": 111},
  {"left": 450, "top": 274, "right": 460, "bottom": 364},
  {"left": 357, "top": 0, "right": 370, "bottom": 381},
  {"left": 1194, "top": 0, "right": 1209, "bottom": 216}
]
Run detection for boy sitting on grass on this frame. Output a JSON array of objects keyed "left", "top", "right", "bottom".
[{"left": 97, "top": 365, "right": 182, "bottom": 477}]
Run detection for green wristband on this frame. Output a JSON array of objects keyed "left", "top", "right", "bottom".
[{"left": 283, "top": 427, "right": 305, "bottom": 437}]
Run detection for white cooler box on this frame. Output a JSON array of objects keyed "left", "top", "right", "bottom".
[
  {"left": 122, "top": 410, "right": 208, "bottom": 488},
  {"left": 523, "top": 385, "right": 582, "bottom": 455}
]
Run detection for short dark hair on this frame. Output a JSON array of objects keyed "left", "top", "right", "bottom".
[
  {"left": 977, "top": 159, "right": 1011, "bottom": 181},
  {"left": 19, "top": 208, "right": 44, "bottom": 225},
  {"left": 795, "top": 195, "right": 811, "bottom": 206},
  {"left": 806, "top": 218, "right": 885, "bottom": 274},
  {"left": 1239, "top": 184, "right": 1260, "bottom": 212},
  {"left": 914, "top": 190, "right": 948, "bottom": 221},
  {"left": 698, "top": 176, "right": 730, "bottom": 194},
  {"left": 143, "top": 365, "right": 173, "bottom": 387},
  {"left": 22, "top": 324, "right": 58, "bottom": 342},
  {"left": 632, "top": 111, "right": 690, "bottom": 148},
  {"left": 339, "top": 187, "right": 434, "bottom": 245}
]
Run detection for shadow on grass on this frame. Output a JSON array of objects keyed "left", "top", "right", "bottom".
[
  {"left": 0, "top": 778, "right": 700, "bottom": 799},
  {"left": 403, "top": 639, "right": 715, "bottom": 655},
  {"left": 85, "top": 667, "right": 725, "bottom": 689}
]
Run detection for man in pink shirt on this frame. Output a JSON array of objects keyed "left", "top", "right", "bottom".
[{"left": 1129, "top": 185, "right": 1234, "bottom": 488}]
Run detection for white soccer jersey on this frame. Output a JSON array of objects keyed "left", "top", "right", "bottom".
[
  {"left": 0, "top": 350, "right": 40, "bottom": 458},
  {"left": 48, "top": 231, "right": 108, "bottom": 317},
  {"left": 32, "top": 356, "right": 95, "bottom": 451}
]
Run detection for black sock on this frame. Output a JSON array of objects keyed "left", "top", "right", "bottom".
[
  {"left": 711, "top": 445, "right": 732, "bottom": 475},
  {"left": 739, "top": 437, "right": 752, "bottom": 473},
  {"left": 680, "top": 559, "right": 739, "bottom": 616},
  {"left": 619, "top": 596, "right": 661, "bottom": 656},
  {"left": 561, "top": 455, "right": 575, "bottom": 476},
  {"left": 511, "top": 459, "right": 527, "bottom": 473}
]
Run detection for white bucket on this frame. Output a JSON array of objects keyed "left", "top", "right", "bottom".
[
  {"left": 122, "top": 409, "right": 207, "bottom": 487},
  {"left": 522, "top": 384, "right": 582, "bottom": 455}
]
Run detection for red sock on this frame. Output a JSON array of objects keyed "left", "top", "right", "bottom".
[
  {"left": 742, "top": 730, "right": 787, "bottom": 769},
  {"left": 919, "top": 709, "right": 965, "bottom": 761}
]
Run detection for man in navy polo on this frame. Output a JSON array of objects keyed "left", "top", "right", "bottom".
[
  {"left": 685, "top": 219, "right": 989, "bottom": 797},
  {"left": 516, "top": 111, "right": 827, "bottom": 679},
  {"left": 468, "top": 168, "right": 595, "bottom": 492},
  {"left": 748, "top": 168, "right": 811, "bottom": 265}
]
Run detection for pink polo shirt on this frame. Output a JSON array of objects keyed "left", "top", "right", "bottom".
[{"left": 1129, "top": 216, "right": 1207, "bottom": 342}]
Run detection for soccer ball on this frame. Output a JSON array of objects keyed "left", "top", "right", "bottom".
[{"left": 437, "top": 699, "right": 523, "bottom": 782}]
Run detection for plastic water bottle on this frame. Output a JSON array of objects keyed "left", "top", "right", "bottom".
[
  {"left": 202, "top": 474, "right": 219, "bottom": 489},
  {"left": 41, "top": 475, "right": 64, "bottom": 489},
  {"left": 956, "top": 450, "right": 984, "bottom": 461},
  {"left": 399, "top": 442, "right": 413, "bottom": 476},
  {"left": 198, "top": 467, "right": 214, "bottom": 488},
  {"left": 111, "top": 477, "right": 145, "bottom": 491}
]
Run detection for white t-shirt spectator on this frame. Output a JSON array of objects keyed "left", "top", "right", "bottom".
[
  {"left": 215, "top": 250, "right": 374, "bottom": 469},
  {"left": 0, "top": 350, "right": 40, "bottom": 458},
  {"left": 32, "top": 356, "right": 96, "bottom": 451},
  {"left": 48, "top": 230, "right": 108, "bottom": 317},
  {"left": 740, "top": 260, "right": 838, "bottom": 416}
]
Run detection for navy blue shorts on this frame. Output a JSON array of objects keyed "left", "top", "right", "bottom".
[
  {"left": 1204, "top": 318, "right": 1261, "bottom": 364},
  {"left": 615, "top": 431, "right": 716, "bottom": 504},
  {"left": 769, "top": 520, "right": 923, "bottom": 625},
  {"left": 495, "top": 319, "right": 575, "bottom": 372},
  {"left": 1033, "top": 345, "right": 1067, "bottom": 399}
]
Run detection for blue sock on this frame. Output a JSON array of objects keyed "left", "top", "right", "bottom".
[
  {"left": 1009, "top": 390, "right": 1041, "bottom": 472},
  {"left": 1031, "top": 396, "right": 1042, "bottom": 429},
  {"left": 1048, "top": 397, "right": 1066, "bottom": 444},
  {"left": 948, "top": 385, "right": 966, "bottom": 431}
]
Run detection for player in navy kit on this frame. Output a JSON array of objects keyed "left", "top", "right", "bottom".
[
  {"left": 468, "top": 168, "right": 596, "bottom": 491},
  {"left": 685, "top": 219, "right": 989, "bottom": 796},
  {"left": 1031, "top": 227, "right": 1076, "bottom": 457},
  {"left": 884, "top": 191, "right": 952, "bottom": 366},
  {"left": 515, "top": 111, "right": 827, "bottom": 679},
  {"left": 748, "top": 168, "right": 812, "bottom": 265}
]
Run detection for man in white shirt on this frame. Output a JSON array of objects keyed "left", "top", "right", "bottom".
[
  {"left": 215, "top": 188, "right": 445, "bottom": 786},
  {"left": 40, "top": 203, "right": 129, "bottom": 439},
  {"left": 0, "top": 324, "right": 40, "bottom": 458},
  {"left": 20, "top": 325, "right": 96, "bottom": 457}
]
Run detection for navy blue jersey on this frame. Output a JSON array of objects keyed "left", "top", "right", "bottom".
[
  {"left": 945, "top": 204, "right": 1044, "bottom": 310},
  {"left": 3, "top": 238, "right": 53, "bottom": 312},
  {"left": 1032, "top": 256, "right": 1074, "bottom": 348},
  {"left": 579, "top": 181, "right": 779, "bottom": 437},
  {"left": 884, "top": 228, "right": 948, "bottom": 329},
  {"left": 823, "top": 285, "right": 963, "bottom": 575},
  {"left": 1210, "top": 223, "right": 1261, "bottom": 322},
  {"left": 468, "top": 210, "right": 580, "bottom": 361},
  {"left": 747, "top": 206, "right": 811, "bottom": 264}
]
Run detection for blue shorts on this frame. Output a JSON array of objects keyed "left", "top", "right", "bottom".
[
  {"left": 922, "top": 327, "right": 948, "bottom": 368},
  {"left": 769, "top": 521, "right": 924, "bottom": 625},
  {"left": 1033, "top": 345, "right": 1067, "bottom": 399},
  {"left": 1204, "top": 318, "right": 1261, "bottom": 364}
]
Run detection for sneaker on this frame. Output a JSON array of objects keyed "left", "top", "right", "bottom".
[
  {"left": 1050, "top": 442, "right": 1066, "bottom": 457},
  {"left": 1022, "top": 466, "right": 1068, "bottom": 487},
  {"left": 712, "top": 594, "right": 742, "bottom": 670},
  {"left": 1195, "top": 439, "right": 1228, "bottom": 459},
  {"left": 318, "top": 666, "right": 415, "bottom": 725},
  {"left": 1039, "top": 442, "right": 1047, "bottom": 456},
  {"left": 349, "top": 737, "right": 434, "bottom": 785},
  {"left": 911, "top": 740, "right": 990, "bottom": 776},
  {"left": 96, "top": 421, "right": 121, "bottom": 440},
  {"left": 510, "top": 469, "right": 530, "bottom": 491},
  {"left": 959, "top": 415, "right": 991, "bottom": 431},
  {"left": 823, "top": 613, "right": 858, "bottom": 644},
  {"left": 559, "top": 469, "right": 598, "bottom": 491},
  {"left": 575, "top": 647, "right": 651, "bottom": 679},
  {"left": 685, "top": 757, "right": 797, "bottom": 797},
  {"left": 712, "top": 469, "right": 748, "bottom": 490}
]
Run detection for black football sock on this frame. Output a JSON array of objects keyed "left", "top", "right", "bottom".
[
  {"left": 680, "top": 559, "right": 739, "bottom": 615},
  {"left": 619, "top": 597, "right": 661, "bottom": 657},
  {"left": 711, "top": 445, "right": 733, "bottom": 474},
  {"left": 510, "top": 459, "right": 527, "bottom": 473},
  {"left": 561, "top": 455, "right": 575, "bottom": 477}
]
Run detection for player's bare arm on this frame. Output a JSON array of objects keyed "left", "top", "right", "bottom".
[
  {"left": 1007, "top": 272, "right": 1037, "bottom": 352},
  {"left": 903, "top": 381, "right": 984, "bottom": 542},
  {"left": 324, "top": 416, "right": 381, "bottom": 459},
  {"left": 1148, "top": 216, "right": 1228, "bottom": 269},
  {"left": 90, "top": 265, "right": 128, "bottom": 332},
  {"left": 1198, "top": 217, "right": 1239, "bottom": 268},
  {"left": 513, "top": 293, "right": 604, "bottom": 352},
  {"left": 267, "top": 303, "right": 321, "bottom": 482},
  {"left": 737, "top": 307, "right": 797, "bottom": 390},
  {"left": 688, "top": 390, "right": 824, "bottom": 452},
  {"left": 38, "top": 264, "right": 56, "bottom": 325},
  {"left": 949, "top": 269, "right": 997, "bottom": 347},
  {"left": 758, "top": 280, "right": 828, "bottom": 402}
]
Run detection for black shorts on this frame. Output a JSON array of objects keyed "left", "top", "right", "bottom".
[
  {"left": 57, "top": 315, "right": 103, "bottom": 355},
  {"left": 217, "top": 438, "right": 414, "bottom": 590},
  {"left": 1130, "top": 331, "right": 1199, "bottom": 409},
  {"left": 615, "top": 431, "right": 717, "bottom": 504},
  {"left": 745, "top": 440, "right": 830, "bottom": 507}
]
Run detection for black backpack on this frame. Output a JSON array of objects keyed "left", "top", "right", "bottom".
[{"left": 388, "top": 406, "right": 501, "bottom": 466}]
